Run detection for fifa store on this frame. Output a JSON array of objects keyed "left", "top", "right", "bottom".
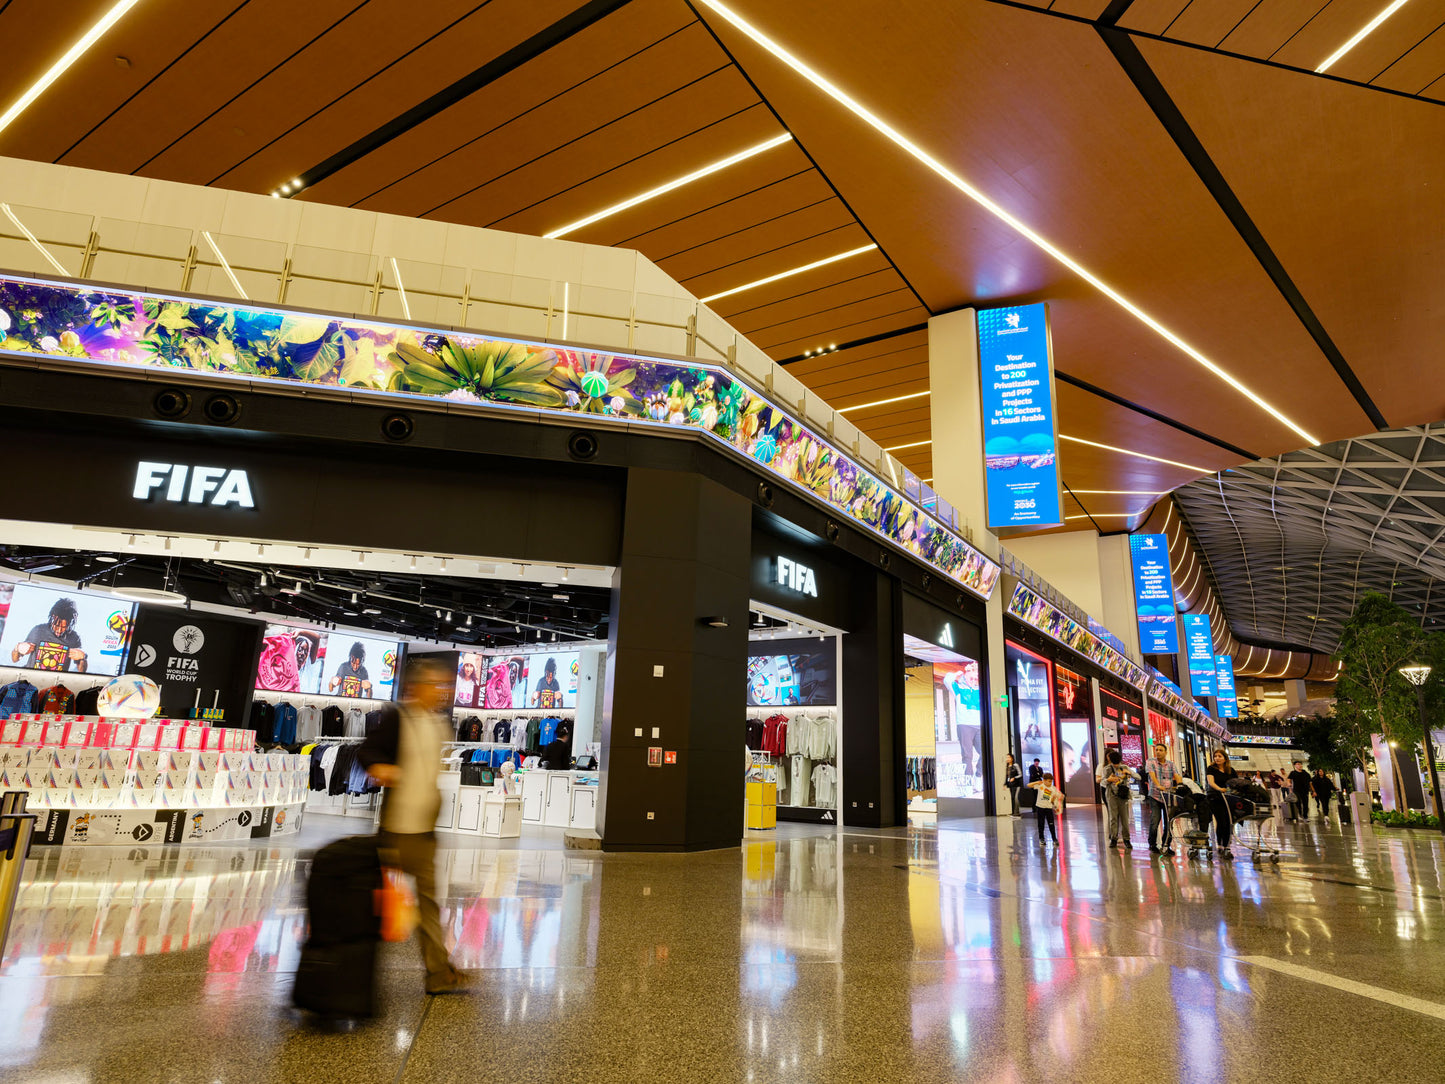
[{"left": 0, "top": 271, "right": 1003, "bottom": 852}]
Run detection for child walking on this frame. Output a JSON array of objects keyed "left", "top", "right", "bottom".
[{"left": 1030, "top": 772, "right": 1064, "bottom": 845}]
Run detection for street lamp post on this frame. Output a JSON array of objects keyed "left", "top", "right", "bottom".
[{"left": 1399, "top": 665, "right": 1445, "bottom": 835}]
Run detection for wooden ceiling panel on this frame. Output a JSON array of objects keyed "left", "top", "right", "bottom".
[
  {"left": 1145, "top": 37, "right": 1445, "bottom": 429},
  {"left": 651, "top": 198, "right": 856, "bottom": 283},
  {"left": 42, "top": 0, "right": 360, "bottom": 175},
  {"left": 1156, "top": 0, "right": 1263, "bottom": 48},
  {"left": 0, "top": 0, "right": 245, "bottom": 164},
  {"left": 690, "top": 236, "right": 885, "bottom": 311},
  {"left": 574, "top": 143, "right": 820, "bottom": 250},
  {"left": 414, "top": 71, "right": 766, "bottom": 225},
  {"left": 1360, "top": 23, "right": 1445, "bottom": 96},
  {"left": 757, "top": 300, "right": 928, "bottom": 357},
  {"left": 1215, "top": 0, "right": 1334, "bottom": 57},
  {"left": 700, "top": 0, "right": 1374, "bottom": 456},
  {"left": 303, "top": 0, "right": 701, "bottom": 208},
  {"left": 137, "top": 0, "right": 558, "bottom": 187},
  {"left": 1268, "top": 0, "right": 1397, "bottom": 72},
  {"left": 1324, "top": 2, "right": 1445, "bottom": 86},
  {"left": 1117, "top": 0, "right": 1192, "bottom": 36},
  {"left": 718, "top": 266, "right": 911, "bottom": 337}
]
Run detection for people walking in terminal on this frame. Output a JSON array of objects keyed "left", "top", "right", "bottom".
[
  {"left": 359, "top": 654, "right": 470, "bottom": 995},
  {"left": 1312, "top": 769, "right": 1336, "bottom": 819},
  {"left": 1004, "top": 754, "right": 1022, "bottom": 815},
  {"left": 1289, "top": 762, "right": 1313, "bottom": 819},
  {"left": 1028, "top": 758, "right": 1044, "bottom": 783},
  {"left": 1029, "top": 773, "right": 1063, "bottom": 845},
  {"left": 1205, "top": 750, "right": 1237, "bottom": 858},
  {"left": 1145, "top": 743, "right": 1179, "bottom": 855},
  {"left": 1096, "top": 748, "right": 1137, "bottom": 849}
]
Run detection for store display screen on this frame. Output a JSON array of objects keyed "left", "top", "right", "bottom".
[
  {"left": 1129, "top": 533, "right": 1177, "bottom": 654},
  {"left": 455, "top": 651, "right": 486, "bottom": 707},
  {"left": 1215, "top": 654, "right": 1238, "bottom": 719},
  {"left": 977, "top": 302, "right": 1063, "bottom": 529},
  {"left": 1054, "top": 665, "right": 1095, "bottom": 800},
  {"left": 933, "top": 656, "right": 984, "bottom": 800},
  {"left": 0, "top": 583, "right": 134, "bottom": 675},
  {"left": 746, "top": 641, "right": 836, "bottom": 706},
  {"left": 1100, "top": 689, "right": 1145, "bottom": 768},
  {"left": 482, "top": 650, "right": 581, "bottom": 710},
  {"left": 323, "top": 634, "right": 400, "bottom": 700},
  {"left": 256, "top": 623, "right": 327, "bottom": 694},
  {"left": 1182, "top": 613, "right": 1215, "bottom": 697},
  {"left": 1007, "top": 642, "right": 1055, "bottom": 780}
]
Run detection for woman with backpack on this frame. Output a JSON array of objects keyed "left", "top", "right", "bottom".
[{"left": 1095, "top": 748, "right": 1137, "bottom": 849}]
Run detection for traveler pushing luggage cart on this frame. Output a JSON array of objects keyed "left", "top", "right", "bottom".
[{"left": 1226, "top": 782, "right": 1282, "bottom": 863}]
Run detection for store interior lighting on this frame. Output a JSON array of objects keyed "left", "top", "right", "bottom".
[{"left": 696, "top": 0, "right": 1317, "bottom": 445}]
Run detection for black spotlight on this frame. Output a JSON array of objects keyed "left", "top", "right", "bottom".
[
  {"left": 381, "top": 413, "right": 414, "bottom": 442},
  {"left": 956, "top": 593, "right": 966, "bottom": 608},
  {"left": 568, "top": 431, "right": 599, "bottom": 460},
  {"left": 825, "top": 521, "right": 840, "bottom": 542},
  {"left": 878, "top": 550, "right": 891, "bottom": 569},
  {"left": 153, "top": 388, "right": 191, "bottom": 419},
  {"left": 921, "top": 573, "right": 932, "bottom": 590},
  {"left": 202, "top": 393, "right": 241, "bottom": 425},
  {"left": 757, "top": 483, "right": 774, "bottom": 508}
]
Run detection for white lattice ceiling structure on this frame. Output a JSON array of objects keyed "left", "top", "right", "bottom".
[{"left": 1173, "top": 425, "right": 1445, "bottom": 654}]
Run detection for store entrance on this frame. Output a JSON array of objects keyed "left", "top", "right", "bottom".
[
  {"left": 0, "top": 524, "right": 614, "bottom": 848},
  {"left": 902, "top": 634, "right": 987, "bottom": 823},
  {"left": 744, "top": 601, "right": 843, "bottom": 833}
]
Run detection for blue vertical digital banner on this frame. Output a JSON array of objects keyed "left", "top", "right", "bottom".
[
  {"left": 976, "top": 303, "right": 1063, "bottom": 529},
  {"left": 1215, "top": 655, "right": 1238, "bottom": 719},
  {"left": 1181, "top": 614, "right": 1216, "bottom": 697},
  {"left": 1128, "top": 533, "right": 1178, "bottom": 654}
]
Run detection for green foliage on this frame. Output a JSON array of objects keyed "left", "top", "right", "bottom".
[
  {"left": 1293, "top": 712, "right": 1356, "bottom": 776},
  {"left": 1333, "top": 592, "right": 1431, "bottom": 768},
  {"left": 1371, "top": 809, "right": 1441, "bottom": 830},
  {"left": 390, "top": 340, "right": 564, "bottom": 406}
]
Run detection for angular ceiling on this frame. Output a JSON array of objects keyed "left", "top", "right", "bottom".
[{"left": 0, "top": 0, "right": 1440, "bottom": 594}]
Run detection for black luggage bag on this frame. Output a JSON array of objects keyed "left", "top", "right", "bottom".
[{"left": 292, "top": 835, "right": 382, "bottom": 1020}]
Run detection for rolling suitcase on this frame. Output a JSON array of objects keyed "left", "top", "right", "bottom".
[{"left": 292, "top": 835, "right": 383, "bottom": 1021}]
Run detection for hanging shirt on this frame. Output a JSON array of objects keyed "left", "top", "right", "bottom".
[
  {"left": 36, "top": 684, "right": 74, "bottom": 714},
  {"left": 345, "top": 707, "right": 366, "bottom": 737},
  {"left": 0, "top": 680, "right": 37, "bottom": 720},
  {"left": 297, "top": 704, "right": 322, "bottom": 741}
]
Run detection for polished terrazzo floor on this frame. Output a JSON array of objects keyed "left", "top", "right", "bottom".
[{"left": 2, "top": 805, "right": 1444, "bottom": 1082}]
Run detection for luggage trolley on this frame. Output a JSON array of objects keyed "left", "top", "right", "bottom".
[
  {"left": 1163, "top": 787, "right": 1214, "bottom": 861},
  {"left": 1225, "top": 791, "right": 1282, "bottom": 863}
]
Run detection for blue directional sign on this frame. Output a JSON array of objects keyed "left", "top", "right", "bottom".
[
  {"left": 1129, "top": 533, "right": 1177, "bottom": 654},
  {"left": 1181, "top": 613, "right": 1216, "bottom": 698},
  {"left": 977, "top": 303, "right": 1063, "bottom": 529},
  {"left": 1215, "top": 654, "right": 1238, "bottom": 719}
]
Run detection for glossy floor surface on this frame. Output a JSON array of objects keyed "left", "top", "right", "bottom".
[{"left": 3, "top": 806, "right": 1444, "bottom": 1082}]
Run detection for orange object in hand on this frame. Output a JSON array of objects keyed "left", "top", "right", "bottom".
[{"left": 376, "top": 867, "right": 418, "bottom": 942}]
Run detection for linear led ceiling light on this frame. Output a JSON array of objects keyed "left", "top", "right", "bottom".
[
  {"left": 696, "top": 0, "right": 1317, "bottom": 446},
  {"left": 1317, "top": 0, "right": 1411, "bottom": 72},
  {"left": 545, "top": 133, "right": 793, "bottom": 239},
  {"left": 1069, "top": 489, "right": 1164, "bottom": 496},
  {"left": 390, "top": 257, "right": 412, "bottom": 321},
  {"left": 0, "top": 0, "right": 141, "bottom": 138},
  {"left": 838, "top": 389, "right": 929, "bottom": 413},
  {"left": 202, "top": 231, "right": 248, "bottom": 301},
  {"left": 700, "top": 243, "right": 876, "bottom": 304},
  {"left": 1058, "top": 434, "right": 1209, "bottom": 473},
  {"left": 884, "top": 438, "right": 932, "bottom": 452}
]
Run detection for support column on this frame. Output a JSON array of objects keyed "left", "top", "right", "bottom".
[
  {"left": 928, "top": 308, "right": 1009, "bottom": 816},
  {"left": 841, "top": 571, "right": 903, "bottom": 828},
  {"left": 598, "top": 468, "right": 751, "bottom": 851},
  {"left": 1284, "top": 679, "right": 1307, "bottom": 708}
]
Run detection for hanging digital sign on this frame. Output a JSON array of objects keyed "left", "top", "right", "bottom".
[
  {"left": 1181, "top": 613, "right": 1216, "bottom": 697},
  {"left": 1215, "top": 655, "right": 1238, "bottom": 719},
  {"left": 977, "top": 303, "right": 1063, "bottom": 530},
  {"left": 1128, "top": 533, "right": 1177, "bottom": 654}
]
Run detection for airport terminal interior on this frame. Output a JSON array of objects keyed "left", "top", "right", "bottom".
[{"left": 0, "top": 0, "right": 1441, "bottom": 1080}]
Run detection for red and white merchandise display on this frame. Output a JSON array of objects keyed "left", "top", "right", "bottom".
[{"left": 0, "top": 713, "right": 255, "bottom": 751}]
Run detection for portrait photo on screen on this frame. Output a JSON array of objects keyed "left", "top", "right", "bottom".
[
  {"left": 455, "top": 651, "right": 485, "bottom": 707},
  {"left": 324, "top": 634, "right": 400, "bottom": 700},
  {"left": 0, "top": 584, "right": 134, "bottom": 676},
  {"left": 256, "top": 624, "right": 327, "bottom": 694}
]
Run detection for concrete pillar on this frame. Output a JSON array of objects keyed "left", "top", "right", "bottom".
[
  {"left": 928, "top": 308, "right": 1010, "bottom": 816},
  {"left": 1284, "top": 679, "right": 1307, "bottom": 708}
]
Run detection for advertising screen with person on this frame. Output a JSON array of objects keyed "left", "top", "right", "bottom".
[
  {"left": 933, "top": 657, "right": 984, "bottom": 800},
  {"left": 256, "top": 624, "right": 327, "bottom": 694},
  {"left": 1054, "top": 665, "right": 1096, "bottom": 801},
  {"left": 0, "top": 584, "right": 134, "bottom": 675},
  {"left": 482, "top": 650, "right": 581, "bottom": 710},
  {"left": 455, "top": 652, "right": 485, "bottom": 707},
  {"left": 746, "top": 642, "right": 837, "bottom": 707},
  {"left": 1008, "top": 642, "right": 1055, "bottom": 781},
  {"left": 326, "top": 635, "right": 401, "bottom": 701}
]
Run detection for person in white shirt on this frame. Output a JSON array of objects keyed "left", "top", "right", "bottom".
[{"left": 1029, "top": 772, "right": 1063, "bottom": 845}]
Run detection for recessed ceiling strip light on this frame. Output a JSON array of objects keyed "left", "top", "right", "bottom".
[
  {"left": 544, "top": 133, "right": 794, "bottom": 239},
  {"left": 1065, "top": 512, "right": 1140, "bottom": 520},
  {"left": 838, "top": 389, "right": 929, "bottom": 413},
  {"left": 0, "top": 0, "right": 141, "bottom": 138},
  {"left": 699, "top": 243, "right": 876, "bottom": 304},
  {"left": 1316, "top": 0, "right": 1411, "bottom": 73},
  {"left": 883, "top": 438, "right": 932, "bottom": 452},
  {"left": 696, "top": 0, "right": 1318, "bottom": 445},
  {"left": 389, "top": 257, "right": 412, "bottom": 321},
  {"left": 202, "top": 231, "right": 248, "bottom": 301},
  {"left": 1069, "top": 489, "right": 1164, "bottom": 496},
  {"left": 1058, "top": 434, "right": 1209, "bottom": 473},
  {"left": 0, "top": 203, "right": 68, "bottom": 275}
]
